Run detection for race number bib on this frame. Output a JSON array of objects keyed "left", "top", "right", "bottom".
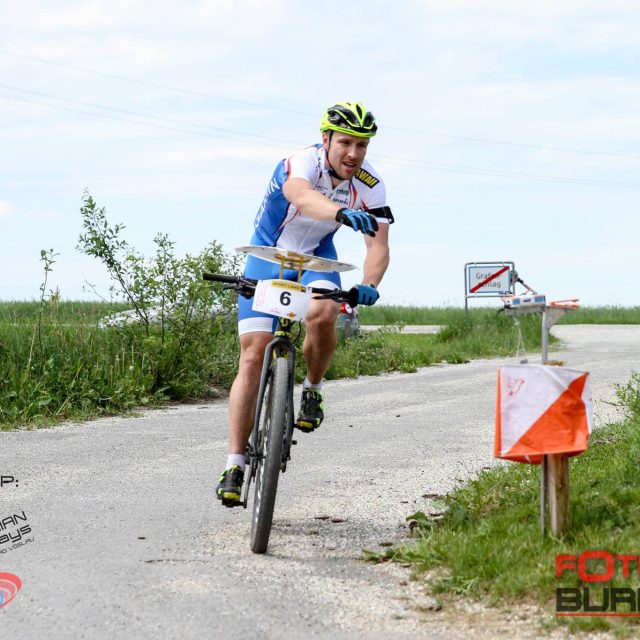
[{"left": 252, "top": 279, "right": 312, "bottom": 321}]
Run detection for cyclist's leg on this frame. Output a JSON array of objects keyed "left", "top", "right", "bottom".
[
  {"left": 228, "top": 330, "right": 273, "bottom": 454},
  {"left": 229, "top": 254, "right": 282, "bottom": 453},
  {"left": 217, "top": 328, "right": 273, "bottom": 504},
  {"left": 295, "top": 269, "right": 341, "bottom": 431},
  {"left": 301, "top": 270, "right": 341, "bottom": 385},
  {"left": 217, "top": 256, "right": 279, "bottom": 504}
]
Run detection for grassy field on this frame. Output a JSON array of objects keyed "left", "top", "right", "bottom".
[
  {"left": 0, "top": 300, "right": 547, "bottom": 429},
  {"left": 4, "top": 301, "right": 637, "bottom": 326},
  {"left": 0, "top": 301, "right": 634, "bottom": 430},
  {"left": 0, "top": 298, "right": 239, "bottom": 428},
  {"left": 0, "top": 300, "right": 130, "bottom": 324},
  {"left": 358, "top": 304, "right": 640, "bottom": 325}
]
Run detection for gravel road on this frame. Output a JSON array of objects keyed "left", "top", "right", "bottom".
[{"left": 1, "top": 325, "right": 638, "bottom": 639}]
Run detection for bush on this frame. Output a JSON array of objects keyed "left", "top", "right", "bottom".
[
  {"left": 0, "top": 194, "right": 244, "bottom": 428},
  {"left": 76, "top": 192, "right": 243, "bottom": 400}
]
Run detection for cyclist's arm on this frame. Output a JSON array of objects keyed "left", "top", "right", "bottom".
[
  {"left": 282, "top": 177, "right": 340, "bottom": 221},
  {"left": 361, "top": 222, "right": 390, "bottom": 287}
]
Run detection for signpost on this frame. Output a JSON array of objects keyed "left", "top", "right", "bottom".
[
  {"left": 466, "top": 260, "right": 585, "bottom": 535},
  {"left": 501, "top": 297, "right": 581, "bottom": 536},
  {"left": 464, "top": 261, "right": 515, "bottom": 316}
]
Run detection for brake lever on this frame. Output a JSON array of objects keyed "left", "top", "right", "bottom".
[
  {"left": 312, "top": 289, "right": 359, "bottom": 308},
  {"left": 238, "top": 284, "right": 256, "bottom": 299}
]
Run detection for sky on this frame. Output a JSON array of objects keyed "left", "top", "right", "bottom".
[{"left": 1, "top": 0, "right": 639, "bottom": 307}]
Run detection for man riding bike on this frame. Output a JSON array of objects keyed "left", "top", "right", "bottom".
[{"left": 216, "top": 101, "right": 394, "bottom": 505}]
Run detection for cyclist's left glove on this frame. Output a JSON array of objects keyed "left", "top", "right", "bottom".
[{"left": 351, "top": 283, "right": 379, "bottom": 306}]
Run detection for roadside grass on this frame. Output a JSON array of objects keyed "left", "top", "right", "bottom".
[
  {"left": 364, "top": 373, "right": 640, "bottom": 636},
  {"left": 325, "top": 311, "right": 543, "bottom": 379},
  {"left": 0, "top": 318, "right": 238, "bottom": 428},
  {"left": 0, "top": 299, "right": 629, "bottom": 429},
  {"left": 1, "top": 301, "right": 543, "bottom": 429},
  {"left": 359, "top": 305, "right": 497, "bottom": 325},
  {"left": 359, "top": 305, "right": 640, "bottom": 325},
  {"left": 560, "top": 306, "right": 640, "bottom": 324},
  {"left": 0, "top": 300, "right": 129, "bottom": 324}
]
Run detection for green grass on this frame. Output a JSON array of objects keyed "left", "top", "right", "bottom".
[
  {"left": 0, "top": 300, "right": 631, "bottom": 429},
  {"left": 365, "top": 373, "right": 640, "bottom": 636},
  {"left": 0, "top": 300, "right": 238, "bottom": 429},
  {"left": 3, "top": 301, "right": 635, "bottom": 327},
  {"left": 0, "top": 301, "right": 542, "bottom": 429},
  {"left": 0, "top": 300, "right": 131, "bottom": 324},
  {"left": 359, "top": 305, "right": 640, "bottom": 325},
  {"left": 325, "top": 312, "right": 544, "bottom": 378},
  {"left": 560, "top": 306, "right": 640, "bottom": 324}
]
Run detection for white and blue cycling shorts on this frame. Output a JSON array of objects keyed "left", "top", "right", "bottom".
[{"left": 237, "top": 253, "right": 341, "bottom": 336}]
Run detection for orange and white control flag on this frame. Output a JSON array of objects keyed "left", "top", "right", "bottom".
[{"left": 494, "top": 365, "right": 592, "bottom": 464}]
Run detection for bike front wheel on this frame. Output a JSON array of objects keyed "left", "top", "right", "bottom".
[{"left": 250, "top": 355, "right": 288, "bottom": 554}]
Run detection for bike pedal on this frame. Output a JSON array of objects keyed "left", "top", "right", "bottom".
[
  {"left": 221, "top": 498, "right": 243, "bottom": 509},
  {"left": 295, "top": 424, "right": 319, "bottom": 433}
]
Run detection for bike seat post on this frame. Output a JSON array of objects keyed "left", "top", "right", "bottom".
[{"left": 296, "top": 255, "right": 304, "bottom": 283}]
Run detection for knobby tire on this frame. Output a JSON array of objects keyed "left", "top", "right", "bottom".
[{"left": 250, "top": 356, "right": 288, "bottom": 554}]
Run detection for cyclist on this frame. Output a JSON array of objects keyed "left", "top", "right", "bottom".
[{"left": 216, "top": 101, "right": 394, "bottom": 505}]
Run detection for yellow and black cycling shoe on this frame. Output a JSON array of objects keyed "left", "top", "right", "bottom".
[
  {"left": 216, "top": 465, "right": 244, "bottom": 507},
  {"left": 295, "top": 389, "right": 324, "bottom": 432}
]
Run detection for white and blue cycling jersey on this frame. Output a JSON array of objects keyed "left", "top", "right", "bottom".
[
  {"left": 239, "top": 143, "right": 390, "bottom": 334},
  {"left": 251, "top": 143, "right": 388, "bottom": 255}
]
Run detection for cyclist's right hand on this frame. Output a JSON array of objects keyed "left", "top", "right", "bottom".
[
  {"left": 335, "top": 208, "right": 378, "bottom": 237},
  {"left": 352, "top": 283, "right": 379, "bottom": 306}
]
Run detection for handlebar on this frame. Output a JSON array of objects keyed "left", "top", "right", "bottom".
[
  {"left": 202, "top": 273, "right": 245, "bottom": 285},
  {"left": 202, "top": 272, "right": 359, "bottom": 308}
]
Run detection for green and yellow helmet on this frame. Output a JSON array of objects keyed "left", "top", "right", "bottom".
[{"left": 320, "top": 101, "right": 377, "bottom": 138}]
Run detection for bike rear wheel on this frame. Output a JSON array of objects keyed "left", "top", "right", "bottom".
[{"left": 250, "top": 356, "right": 288, "bottom": 554}]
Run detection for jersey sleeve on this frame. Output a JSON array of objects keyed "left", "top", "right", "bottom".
[
  {"left": 357, "top": 167, "right": 392, "bottom": 224},
  {"left": 365, "top": 182, "right": 387, "bottom": 215},
  {"left": 284, "top": 146, "right": 322, "bottom": 184}
]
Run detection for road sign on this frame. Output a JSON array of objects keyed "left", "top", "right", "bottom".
[{"left": 465, "top": 262, "right": 514, "bottom": 296}]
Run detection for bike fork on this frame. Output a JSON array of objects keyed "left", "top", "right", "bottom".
[{"left": 280, "top": 353, "right": 297, "bottom": 472}]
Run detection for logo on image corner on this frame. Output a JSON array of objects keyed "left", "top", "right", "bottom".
[
  {"left": 0, "top": 510, "right": 34, "bottom": 554},
  {"left": 0, "top": 573, "right": 22, "bottom": 609},
  {"left": 0, "top": 476, "right": 34, "bottom": 554},
  {"left": 556, "top": 551, "right": 640, "bottom": 616},
  {"left": 1, "top": 476, "right": 19, "bottom": 490}
]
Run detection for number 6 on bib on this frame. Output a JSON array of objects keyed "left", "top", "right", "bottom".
[{"left": 252, "top": 279, "right": 313, "bottom": 321}]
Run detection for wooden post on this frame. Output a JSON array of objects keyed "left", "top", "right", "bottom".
[
  {"left": 540, "top": 456, "right": 547, "bottom": 535},
  {"left": 544, "top": 453, "right": 570, "bottom": 536}
]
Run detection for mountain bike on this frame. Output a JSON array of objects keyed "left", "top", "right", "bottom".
[{"left": 203, "top": 247, "right": 358, "bottom": 553}]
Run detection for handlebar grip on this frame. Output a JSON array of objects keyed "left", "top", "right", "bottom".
[
  {"left": 202, "top": 273, "right": 240, "bottom": 284},
  {"left": 310, "top": 287, "right": 360, "bottom": 308}
]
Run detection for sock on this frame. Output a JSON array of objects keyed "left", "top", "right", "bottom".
[
  {"left": 303, "top": 377, "right": 322, "bottom": 391},
  {"left": 226, "top": 453, "right": 246, "bottom": 471}
]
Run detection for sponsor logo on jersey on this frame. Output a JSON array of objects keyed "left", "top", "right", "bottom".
[{"left": 355, "top": 168, "right": 379, "bottom": 188}]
